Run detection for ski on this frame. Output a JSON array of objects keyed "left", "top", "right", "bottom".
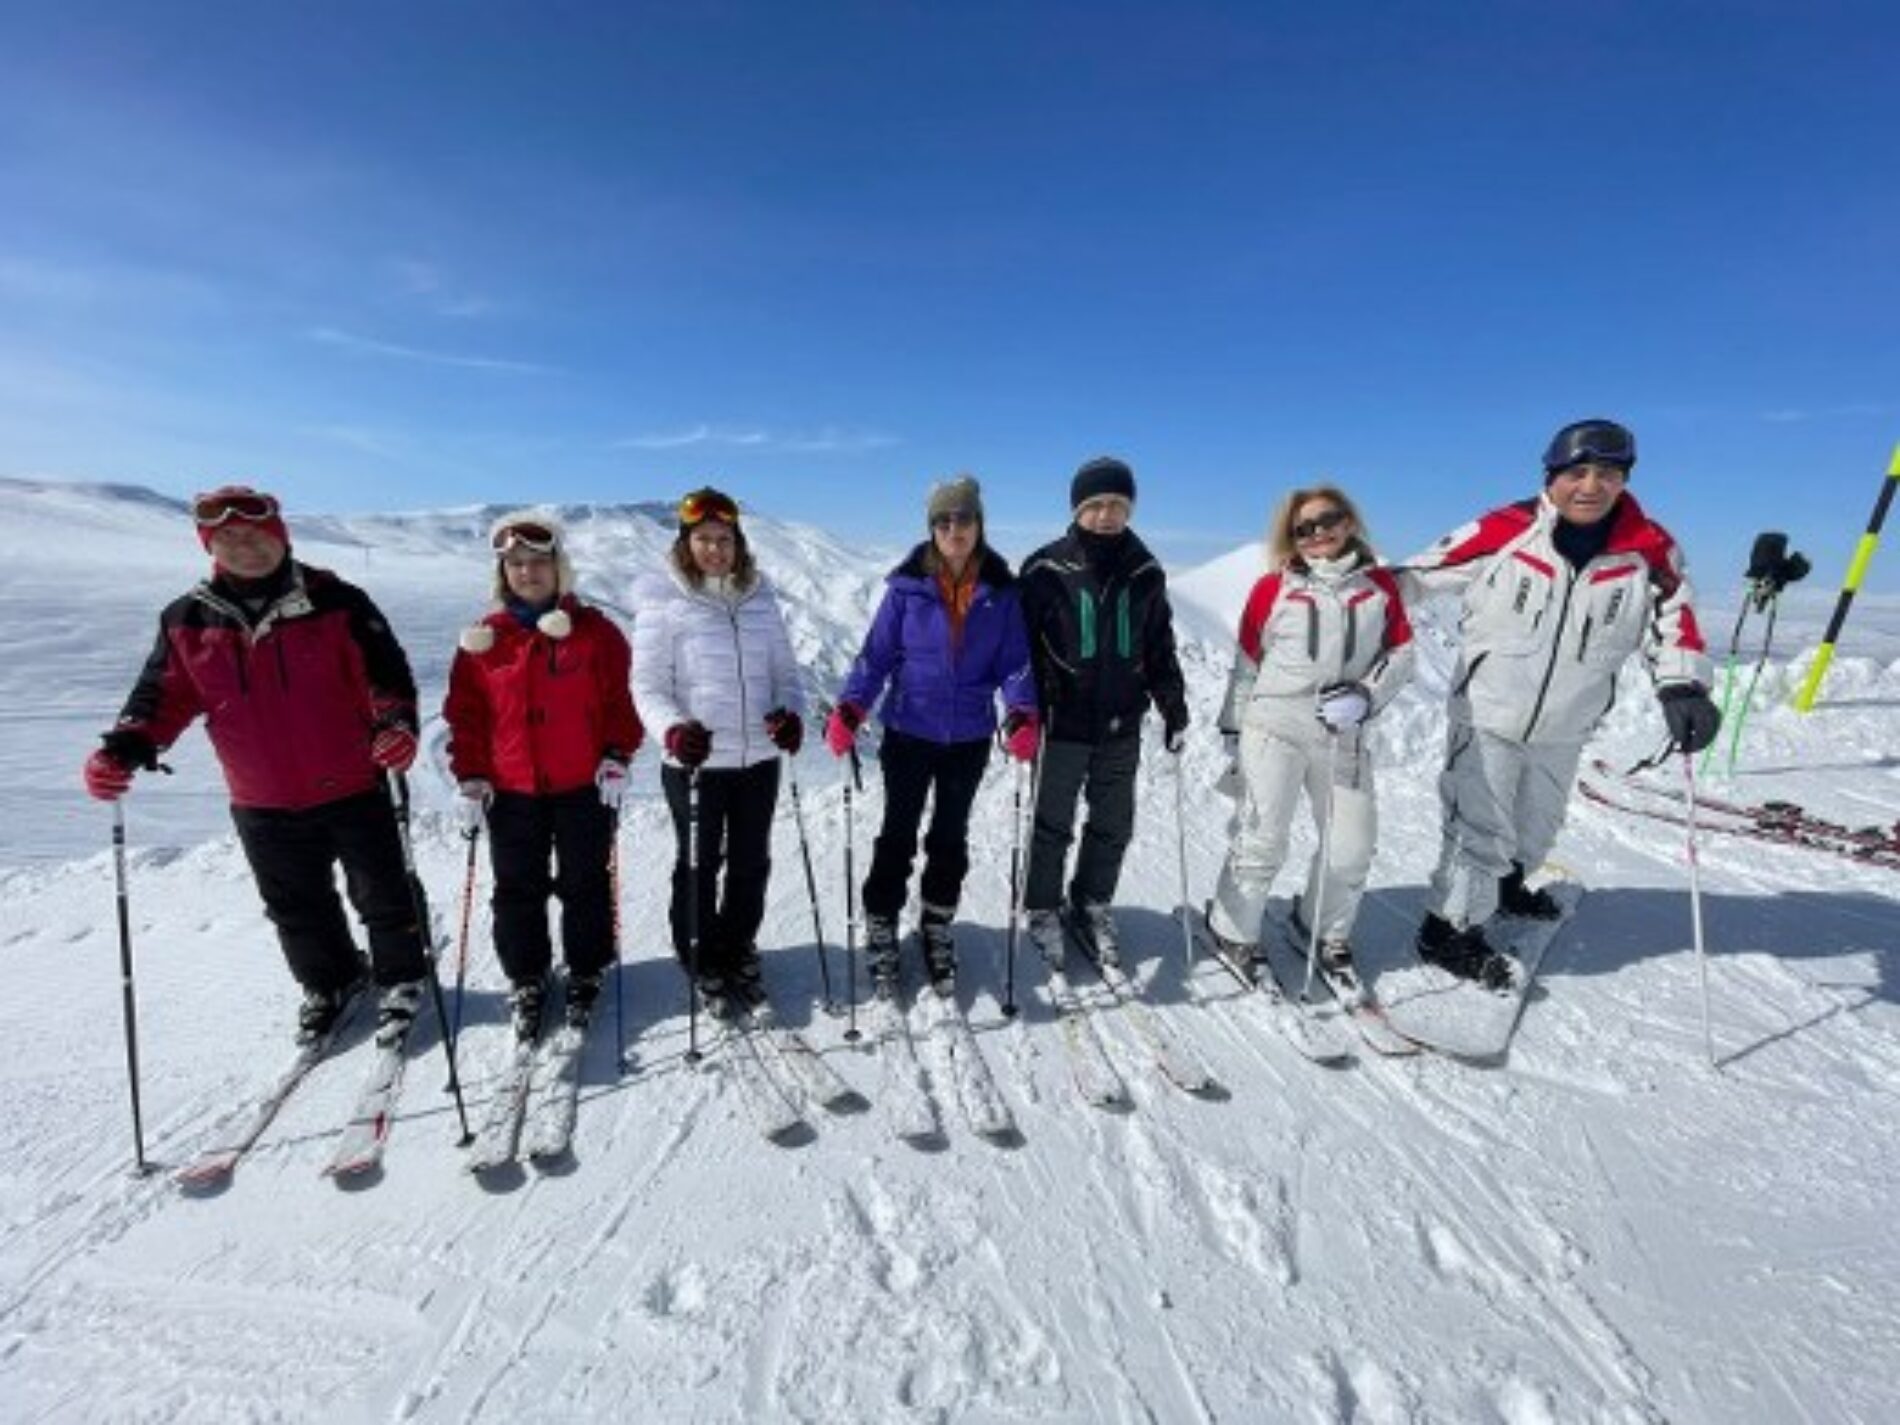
[
  {"left": 323, "top": 1014, "right": 418, "bottom": 1179},
  {"left": 1043, "top": 963, "right": 1132, "bottom": 1109},
  {"left": 742, "top": 1004, "right": 862, "bottom": 1114},
  {"left": 1185, "top": 903, "right": 1356, "bottom": 1066},
  {"left": 521, "top": 1022, "right": 589, "bottom": 1163},
  {"left": 466, "top": 1039, "right": 537, "bottom": 1174},
  {"left": 924, "top": 986, "right": 1017, "bottom": 1139},
  {"left": 721, "top": 1022, "right": 806, "bottom": 1141},
  {"left": 868, "top": 988, "right": 942, "bottom": 1142},
  {"left": 1066, "top": 915, "right": 1219, "bottom": 1094},
  {"left": 1374, "top": 881, "right": 1585, "bottom": 1061},
  {"left": 1262, "top": 903, "right": 1421, "bottom": 1058}
]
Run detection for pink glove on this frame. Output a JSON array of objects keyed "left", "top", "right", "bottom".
[
  {"left": 370, "top": 725, "right": 418, "bottom": 772},
  {"left": 84, "top": 749, "right": 135, "bottom": 802},
  {"left": 1002, "top": 711, "right": 1040, "bottom": 763},
  {"left": 824, "top": 703, "right": 864, "bottom": 758}
]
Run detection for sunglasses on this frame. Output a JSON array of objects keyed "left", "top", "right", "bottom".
[
  {"left": 1292, "top": 509, "right": 1349, "bottom": 541},
  {"left": 492, "top": 521, "right": 559, "bottom": 555},
  {"left": 192, "top": 490, "right": 280, "bottom": 527},
  {"left": 679, "top": 491, "right": 740, "bottom": 526},
  {"left": 931, "top": 510, "right": 978, "bottom": 531}
]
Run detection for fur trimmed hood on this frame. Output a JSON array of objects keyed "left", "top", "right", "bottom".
[{"left": 487, "top": 507, "right": 577, "bottom": 603}]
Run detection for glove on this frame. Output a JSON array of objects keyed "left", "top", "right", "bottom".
[
  {"left": 1162, "top": 701, "right": 1189, "bottom": 754},
  {"left": 84, "top": 748, "right": 135, "bottom": 802},
  {"left": 665, "top": 721, "right": 712, "bottom": 768},
  {"left": 1315, "top": 682, "right": 1371, "bottom": 731},
  {"left": 764, "top": 708, "right": 804, "bottom": 755},
  {"left": 457, "top": 778, "right": 493, "bottom": 834},
  {"left": 370, "top": 723, "right": 418, "bottom": 772},
  {"left": 824, "top": 703, "right": 864, "bottom": 758},
  {"left": 594, "top": 758, "right": 630, "bottom": 810},
  {"left": 1002, "top": 710, "right": 1040, "bottom": 763},
  {"left": 1215, "top": 732, "right": 1242, "bottom": 799},
  {"left": 1659, "top": 683, "right": 1721, "bottom": 754}
]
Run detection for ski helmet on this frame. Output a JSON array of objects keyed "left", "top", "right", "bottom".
[{"left": 1542, "top": 419, "right": 1636, "bottom": 475}]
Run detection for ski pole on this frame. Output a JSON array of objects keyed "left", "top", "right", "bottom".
[
  {"left": 387, "top": 774, "right": 473, "bottom": 1144},
  {"left": 1001, "top": 755, "right": 1031, "bottom": 1020},
  {"left": 110, "top": 802, "right": 153, "bottom": 1177},
  {"left": 1681, "top": 753, "right": 1716, "bottom": 1067},
  {"left": 684, "top": 768, "right": 704, "bottom": 1066},
  {"left": 1720, "top": 592, "right": 1783, "bottom": 776},
  {"left": 447, "top": 826, "right": 481, "bottom": 1058},
  {"left": 1172, "top": 746, "right": 1197, "bottom": 975},
  {"left": 610, "top": 812, "right": 628, "bottom": 1075},
  {"left": 1300, "top": 733, "right": 1342, "bottom": 1001},
  {"left": 842, "top": 744, "right": 863, "bottom": 1044},
  {"left": 784, "top": 754, "right": 838, "bottom": 1015},
  {"left": 1793, "top": 442, "right": 1899, "bottom": 711}
]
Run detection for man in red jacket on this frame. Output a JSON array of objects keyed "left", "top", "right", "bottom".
[{"left": 83, "top": 486, "right": 431, "bottom": 1044}]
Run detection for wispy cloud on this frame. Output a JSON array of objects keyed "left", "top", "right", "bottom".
[
  {"left": 387, "top": 259, "right": 495, "bottom": 318},
  {"left": 305, "top": 327, "right": 552, "bottom": 374},
  {"left": 613, "top": 424, "right": 898, "bottom": 453},
  {"left": 298, "top": 424, "right": 406, "bottom": 460},
  {"left": 1761, "top": 402, "right": 1891, "bottom": 424}
]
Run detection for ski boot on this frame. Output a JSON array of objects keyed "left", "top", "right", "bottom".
[
  {"left": 865, "top": 913, "right": 901, "bottom": 1000},
  {"left": 919, "top": 902, "right": 957, "bottom": 996},
  {"left": 509, "top": 977, "right": 547, "bottom": 1041},
  {"left": 376, "top": 979, "right": 426, "bottom": 1045},
  {"left": 1026, "top": 908, "right": 1067, "bottom": 972},
  {"left": 1068, "top": 900, "right": 1122, "bottom": 970},
  {"left": 564, "top": 970, "right": 603, "bottom": 1029},
  {"left": 1498, "top": 863, "right": 1563, "bottom": 920},
  {"left": 730, "top": 946, "right": 767, "bottom": 1014},
  {"left": 1415, "top": 914, "right": 1515, "bottom": 992},
  {"left": 695, "top": 973, "right": 739, "bottom": 1023},
  {"left": 1201, "top": 903, "right": 1261, "bottom": 986}
]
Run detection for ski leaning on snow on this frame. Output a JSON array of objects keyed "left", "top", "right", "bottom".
[
  {"left": 173, "top": 994, "right": 369, "bottom": 1189},
  {"left": 868, "top": 988, "right": 942, "bottom": 1142},
  {"left": 1372, "top": 880, "right": 1585, "bottom": 1062},
  {"left": 1064, "top": 915, "right": 1218, "bottom": 1095},
  {"left": 720, "top": 1021, "right": 807, "bottom": 1142},
  {"left": 922, "top": 983, "right": 1017, "bottom": 1139},
  {"left": 324, "top": 1011, "right": 421, "bottom": 1179},
  {"left": 1184, "top": 903, "right": 1355, "bottom": 1066},
  {"left": 1258, "top": 901, "right": 1420, "bottom": 1058},
  {"left": 1041, "top": 959, "right": 1132, "bottom": 1110},
  {"left": 1579, "top": 759, "right": 1900, "bottom": 871},
  {"left": 519, "top": 1022, "right": 590, "bottom": 1163},
  {"left": 743, "top": 1005, "right": 863, "bottom": 1116}
]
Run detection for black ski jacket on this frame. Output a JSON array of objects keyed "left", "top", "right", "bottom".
[{"left": 1019, "top": 526, "right": 1187, "bottom": 744}]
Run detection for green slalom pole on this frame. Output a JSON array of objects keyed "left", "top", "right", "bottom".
[{"left": 1792, "top": 442, "right": 1900, "bottom": 712}]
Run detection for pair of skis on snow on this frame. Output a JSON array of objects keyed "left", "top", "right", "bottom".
[{"left": 868, "top": 956, "right": 1016, "bottom": 1142}]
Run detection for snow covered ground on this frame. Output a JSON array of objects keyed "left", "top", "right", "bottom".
[{"left": 3, "top": 479, "right": 1897, "bottom": 1422}]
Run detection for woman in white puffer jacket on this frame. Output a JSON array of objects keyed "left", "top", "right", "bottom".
[
  {"left": 631, "top": 488, "right": 806, "bottom": 1019},
  {"left": 1205, "top": 484, "right": 1415, "bottom": 983}
]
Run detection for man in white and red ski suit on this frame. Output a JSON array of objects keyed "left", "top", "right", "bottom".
[{"left": 1399, "top": 419, "right": 1720, "bottom": 986}]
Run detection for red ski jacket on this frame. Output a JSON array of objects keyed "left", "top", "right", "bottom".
[
  {"left": 443, "top": 599, "right": 642, "bottom": 795},
  {"left": 113, "top": 562, "right": 417, "bottom": 811}
]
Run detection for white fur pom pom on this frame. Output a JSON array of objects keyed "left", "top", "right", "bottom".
[
  {"left": 459, "top": 624, "right": 495, "bottom": 654},
  {"left": 538, "top": 608, "right": 572, "bottom": 640}
]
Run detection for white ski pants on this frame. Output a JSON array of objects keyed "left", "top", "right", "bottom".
[
  {"left": 1209, "top": 722, "right": 1374, "bottom": 946},
  {"left": 1427, "top": 720, "right": 1583, "bottom": 928}
]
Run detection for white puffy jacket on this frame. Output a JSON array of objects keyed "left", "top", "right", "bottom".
[
  {"left": 1400, "top": 491, "right": 1711, "bottom": 745},
  {"left": 1219, "top": 554, "right": 1416, "bottom": 741},
  {"left": 631, "top": 566, "right": 806, "bottom": 770}
]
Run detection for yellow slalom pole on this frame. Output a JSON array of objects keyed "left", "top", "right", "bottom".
[{"left": 1792, "top": 442, "right": 1900, "bottom": 711}]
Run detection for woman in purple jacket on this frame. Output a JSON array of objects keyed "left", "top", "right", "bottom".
[{"left": 824, "top": 476, "right": 1040, "bottom": 995}]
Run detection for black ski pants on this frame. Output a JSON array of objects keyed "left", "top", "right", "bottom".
[
  {"left": 862, "top": 729, "right": 991, "bottom": 921},
  {"left": 487, "top": 787, "right": 618, "bottom": 987},
  {"left": 232, "top": 788, "right": 429, "bottom": 992},
  {"left": 661, "top": 759, "right": 780, "bottom": 980},
  {"left": 1024, "top": 731, "right": 1141, "bottom": 913}
]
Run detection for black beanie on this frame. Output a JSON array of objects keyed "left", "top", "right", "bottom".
[{"left": 1071, "top": 456, "right": 1136, "bottom": 515}]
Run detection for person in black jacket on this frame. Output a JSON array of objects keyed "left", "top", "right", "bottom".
[{"left": 1018, "top": 457, "right": 1189, "bottom": 969}]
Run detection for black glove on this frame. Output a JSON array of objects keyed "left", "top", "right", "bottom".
[
  {"left": 764, "top": 708, "right": 803, "bottom": 755},
  {"left": 665, "top": 720, "right": 713, "bottom": 768},
  {"left": 102, "top": 727, "right": 161, "bottom": 771},
  {"left": 1658, "top": 684, "right": 1721, "bottom": 754},
  {"left": 1161, "top": 701, "right": 1189, "bottom": 754}
]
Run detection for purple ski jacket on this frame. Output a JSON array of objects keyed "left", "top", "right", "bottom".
[{"left": 839, "top": 544, "right": 1039, "bottom": 745}]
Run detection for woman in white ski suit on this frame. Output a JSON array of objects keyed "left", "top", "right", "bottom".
[
  {"left": 631, "top": 488, "right": 807, "bottom": 1015},
  {"left": 1208, "top": 485, "right": 1415, "bottom": 960}
]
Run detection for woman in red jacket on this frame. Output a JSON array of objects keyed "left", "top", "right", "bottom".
[{"left": 444, "top": 511, "right": 642, "bottom": 1040}]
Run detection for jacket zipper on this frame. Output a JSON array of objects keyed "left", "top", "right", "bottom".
[{"left": 1521, "top": 566, "right": 1578, "bottom": 740}]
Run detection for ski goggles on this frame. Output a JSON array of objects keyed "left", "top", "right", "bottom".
[
  {"left": 1292, "top": 509, "right": 1349, "bottom": 541},
  {"left": 1543, "top": 420, "right": 1636, "bottom": 473},
  {"left": 192, "top": 489, "right": 281, "bottom": 527},
  {"left": 678, "top": 489, "right": 740, "bottom": 528},
  {"left": 491, "top": 520, "right": 559, "bottom": 555}
]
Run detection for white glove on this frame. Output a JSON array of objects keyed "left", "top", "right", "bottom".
[
  {"left": 595, "top": 757, "right": 630, "bottom": 811},
  {"left": 1315, "top": 682, "right": 1371, "bottom": 731},
  {"left": 1216, "top": 732, "right": 1243, "bottom": 799},
  {"left": 457, "top": 778, "right": 493, "bottom": 834}
]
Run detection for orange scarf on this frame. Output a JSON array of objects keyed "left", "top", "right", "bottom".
[{"left": 936, "top": 564, "right": 976, "bottom": 654}]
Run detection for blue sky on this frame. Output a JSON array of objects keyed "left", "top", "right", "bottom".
[{"left": 2, "top": 1, "right": 1896, "bottom": 588}]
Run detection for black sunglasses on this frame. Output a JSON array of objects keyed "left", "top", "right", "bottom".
[
  {"left": 1292, "top": 509, "right": 1348, "bottom": 541},
  {"left": 932, "top": 510, "right": 978, "bottom": 531}
]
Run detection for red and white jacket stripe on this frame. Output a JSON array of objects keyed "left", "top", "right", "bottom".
[
  {"left": 1400, "top": 492, "right": 1711, "bottom": 744},
  {"left": 1218, "top": 555, "right": 1415, "bottom": 737}
]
